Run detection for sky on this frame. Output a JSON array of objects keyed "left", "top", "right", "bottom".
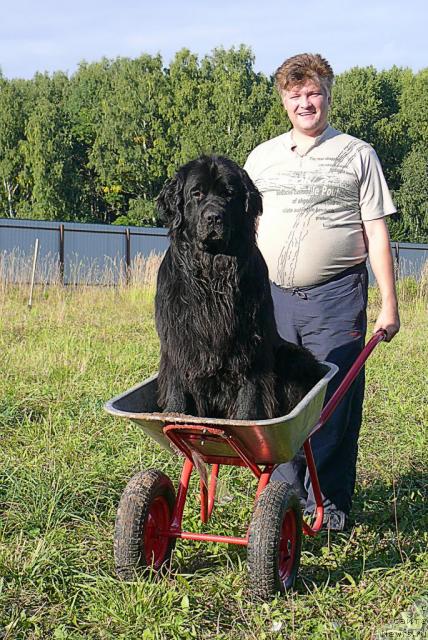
[{"left": 0, "top": 0, "right": 427, "bottom": 80}]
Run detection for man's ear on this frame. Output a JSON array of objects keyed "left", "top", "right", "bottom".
[{"left": 156, "top": 170, "right": 185, "bottom": 231}]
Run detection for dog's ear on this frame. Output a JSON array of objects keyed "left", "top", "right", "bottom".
[
  {"left": 156, "top": 171, "right": 185, "bottom": 230},
  {"left": 240, "top": 168, "right": 263, "bottom": 219}
]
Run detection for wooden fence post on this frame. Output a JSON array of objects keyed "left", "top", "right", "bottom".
[
  {"left": 394, "top": 241, "right": 400, "bottom": 280},
  {"left": 125, "top": 228, "right": 131, "bottom": 284},
  {"left": 28, "top": 238, "right": 39, "bottom": 309},
  {"left": 59, "top": 223, "right": 65, "bottom": 284}
]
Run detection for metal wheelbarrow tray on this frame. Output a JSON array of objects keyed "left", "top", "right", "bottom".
[
  {"left": 105, "top": 361, "right": 337, "bottom": 466},
  {"left": 105, "top": 331, "right": 385, "bottom": 599}
]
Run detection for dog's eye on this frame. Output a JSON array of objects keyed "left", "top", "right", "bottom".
[
  {"left": 192, "top": 190, "right": 204, "bottom": 200},
  {"left": 221, "top": 188, "right": 235, "bottom": 200}
]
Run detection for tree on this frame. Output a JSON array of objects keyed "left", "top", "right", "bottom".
[
  {"left": 330, "top": 67, "right": 383, "bottom": 143},
  {"left": 390, "top": 69, "right": 428, "bottom": 241},
  {"left": 373, "top": 67, "right": 413, "bottom": 192},
  {"left": 392, "top": 146, "right": 428, "bottom": 243},
  {"left": 165, "top": 46, "right": 278, "bottom": 171},
  {"left": 164, "top": 48, "right": 205, "bottom": 172},
  {"left": 399, "top": 68, "right": 428, "bottom": 148},
  {"left": 89, "top": 54, "right": 170, "bottom": 221},
  {"left": 67, "top": 58, "right": 114, "bottom": 222},
  {"left": 113, "top": 198, "right": 157, "bottom": 227},
  {"left": 0, "top": 51, "right": 426, "bottom": 239},
  {"left": 18, "top": 72, "right": 76, "bottom": 220},
  {"left": 255, "top": 81, "right": 289, "bottom": 142},
  {"left": 196, "top": 45, "right": 276, "bottom": 165},
  {"left": 0, "top": 78, "right": 27, "bottom": 217}
]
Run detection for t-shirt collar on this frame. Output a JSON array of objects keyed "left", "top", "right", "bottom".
[{"left": 288, "top": 125, "right": 332, "bottom": 156}]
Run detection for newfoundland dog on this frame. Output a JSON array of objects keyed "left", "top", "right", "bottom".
[{"left": 155, "top": 155, "right": 323, "bottom": 420}]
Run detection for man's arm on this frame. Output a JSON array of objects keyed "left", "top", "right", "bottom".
[{"left": 363, "top": 218, "right": 400, "bottom": 342}]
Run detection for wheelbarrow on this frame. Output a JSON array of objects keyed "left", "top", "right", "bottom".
[{"left": 105, "top": 330, "right": 385, "bottom": 599}]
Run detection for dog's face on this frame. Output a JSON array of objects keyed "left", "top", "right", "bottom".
[{"left": 157, "top": 156, "right": 262, "bottom": 256}]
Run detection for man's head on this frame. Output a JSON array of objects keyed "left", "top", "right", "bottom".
[{"left": 275, "top": 53, "right": 334, "bottom": 138}]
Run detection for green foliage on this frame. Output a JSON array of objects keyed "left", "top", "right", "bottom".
[
  {"left": 89, "top": 55, "right": 170, "bottom": 220},
  {"left": 194, "top": 45, "right": 275, "bottom": 165},
  {"left": 66, "top": 58, "right": 114, "bottom": 222},
  {"left": 0, "top": 78, "right": 28, "bottom": 217},
  {"left": 331, "top": 66, "right": 383, "bottom": 143},
  {"left": 394, "top": 145, "right": 428, "bottom": 242},
  {"left": 165, "top": 46, "right": 280, "bottom": 170},
  {"left": 13, "top": 72, "right": 81, "bottom": 221},
  {"left": 399, "top": 68, "right": 428, "bottom": 147},
  {"left": 20, "top": 97, "right": 73, "bottom": 219},
  {"left": 0, "top": 51, "right": 427, "bottom": 240},
  {"left": 114, "top": 198, "right": 157, "bottom": 227}
]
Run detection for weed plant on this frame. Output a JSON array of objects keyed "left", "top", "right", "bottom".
[{"left": 0, "top": 265, "right": 427, "bottom": 639}]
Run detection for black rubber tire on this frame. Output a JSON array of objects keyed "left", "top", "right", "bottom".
[
  {"left": 247, "top": 481, "right": 302, "bottom": 599},
  {"left": 114, "top": 469, "right": 176, "bottom": 580}
]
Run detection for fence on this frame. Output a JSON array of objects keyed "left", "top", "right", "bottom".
[
  {"left": 389, "top": 241, "right": 428, "bottom": 282},
  {"left": 0, "top": 217, "right": 427, "bottom": 285},
  {"left": 0, "top": 218, "right": 169, "bottom": 285}
]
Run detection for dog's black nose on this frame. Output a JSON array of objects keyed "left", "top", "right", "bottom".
[{"left": 205, "top": 211, "right": 223, "bottom": 225}]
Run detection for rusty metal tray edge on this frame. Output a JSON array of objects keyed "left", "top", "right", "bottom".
[
  {"left": 104, "top": 362, "right": 338, "bottom": 463},
  {"left": 104, "top": 361, "right": 338, "bottom": 428}
]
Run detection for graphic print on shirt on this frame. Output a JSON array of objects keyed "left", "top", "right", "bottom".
[{"left": 254, "top": 139, "right": 367, "bottom": 287}]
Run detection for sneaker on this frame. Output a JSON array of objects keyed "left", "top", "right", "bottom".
[{"left": 322, "top": 510, "right": 347, "bottom": 532}]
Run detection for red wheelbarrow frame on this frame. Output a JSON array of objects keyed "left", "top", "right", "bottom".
[{"left": 161, "top": 330, "right": 386, "bottom": 546}]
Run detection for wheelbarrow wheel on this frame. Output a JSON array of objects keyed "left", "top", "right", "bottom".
[
  {"left": 247, "top": 481, "right": 302, "bottom": 598},
  {"left": 114, "top": 469, "right": 176, "bottom": 580}
]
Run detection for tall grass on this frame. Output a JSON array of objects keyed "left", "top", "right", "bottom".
[
  {"left": 0, "top": 267, "right": 427, "bottom": 639},
  {"left": 0, "top": 248, "right": 163, "bottom": 285}
]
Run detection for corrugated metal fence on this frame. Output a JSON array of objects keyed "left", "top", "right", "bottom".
[
  {"left": 0, "top": 217, "right": 427, "bottom": 285},
  {"left": 0, "top": 218, "right": 169, "bottom": 285}
]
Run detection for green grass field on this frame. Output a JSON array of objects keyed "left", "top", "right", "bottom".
[{"left": 0, "top": 280, "right": 427, "bottom": 639}]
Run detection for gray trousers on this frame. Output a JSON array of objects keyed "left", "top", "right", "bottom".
[{"left": 271, "top": 262, "right": 368, "bottom": 516}]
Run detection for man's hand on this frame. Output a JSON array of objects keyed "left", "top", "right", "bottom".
[{"left": 373, "top": 304, "right": 400, "bottom": 342}]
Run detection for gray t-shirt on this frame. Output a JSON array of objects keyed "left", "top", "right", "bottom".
[{"left": 244, "top": 126, "right": 396, "bottom": 287}]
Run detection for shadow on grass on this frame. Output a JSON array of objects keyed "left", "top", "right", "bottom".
[
  {"left": 173, "top": 470, "right": 427, "bottom": 588},
  {"left": 297, "top": 468, "right": 427, "bottom": 590},
  {"left": 174, "top": 547, "right": 229, "bottom": 575},
  {"left": 354, "top": 469, "right": 427, "bottom": 531}
]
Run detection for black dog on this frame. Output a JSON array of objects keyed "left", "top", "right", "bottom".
[{"left": 155, "top": 155, "right": 323, "bottom": 420}]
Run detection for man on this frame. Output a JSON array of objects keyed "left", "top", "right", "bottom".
[{"left": 244, "top": 53, "right": 400, "bottom": 531}]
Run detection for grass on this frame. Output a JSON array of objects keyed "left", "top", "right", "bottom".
[{"left": 0, "top": 275, "right": 427, "bottom": 639}]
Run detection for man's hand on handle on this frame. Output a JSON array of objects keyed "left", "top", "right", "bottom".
[{"left": 373, "top": 304, "right": 400, "bottom": 342}]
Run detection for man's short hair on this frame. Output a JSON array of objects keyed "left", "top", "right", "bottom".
[{"left": 275, "top": 53, "right": 334, "bottom": 95}]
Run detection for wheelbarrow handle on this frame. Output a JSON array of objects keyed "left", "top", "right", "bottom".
[{"left": 311, "top": 329, "right": 387, "bottom": 436}]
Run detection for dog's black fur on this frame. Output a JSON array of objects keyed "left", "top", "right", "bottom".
[{"left": 155, "top": 155, "right": 324, "bottom": 420}]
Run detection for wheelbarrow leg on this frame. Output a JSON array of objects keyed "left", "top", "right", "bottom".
[
  {"left": 255, "top": 465, "right": 275, "bottom": 500},
  {"left": 302, "top": 439, "right": 324, "bottom": 535},
  {"left": 208, "top": 464, "right": 219, "bottom": 518},
  {"left": 170, "top": 458, "right": 194, "bottom": 532},
  {"left": 200, "top": 463, "right": 220, "bottom": 523}
]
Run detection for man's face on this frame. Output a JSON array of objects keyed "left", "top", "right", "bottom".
[{"left": 281, "top": 79, "right": 330, "bottom": 137}]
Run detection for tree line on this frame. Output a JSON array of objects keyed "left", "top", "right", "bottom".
[{"left": 0, "top": 45, "right": 427, "bottom": 241}]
